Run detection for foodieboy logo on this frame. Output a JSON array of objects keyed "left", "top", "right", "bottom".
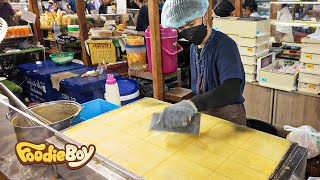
[{"left": 15, "top": 142, "right": 96, "bottom": 170}]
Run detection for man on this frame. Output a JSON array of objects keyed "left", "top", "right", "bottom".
[
  {"left": 275, "top": 4, "right": 294, "bottom": 43},
  {"left": 86, "top": 0, "right": 96, "bottom": 14},
  {"left": 0, "top": 0, "right": 16, "bottom": 26},
  {"left": 48, "top": 0, "right": 60, "bottom": 12},
  {"left": 99, "top": 0, "right": 113, "bottom": 14},
  {"left": 123, "top": 0, "right": 162, "bottom": 36},
  {"left": 159, "top": 0, "right": 246, "bottom": 128},
  {"left": 66, "top": 0, "right": 77, "bottom": 13},
  {"left": 127, "top": 0, "right": 139, "bottom": 9}
]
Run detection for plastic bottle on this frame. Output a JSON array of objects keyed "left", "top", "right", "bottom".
[
  {"left": 97, "top": 63, "right": 103, "bottom": 74},
  {"left": 104, "top": 74, "right": 121, "bottom": 106},
  {"left": 53, "top": 20, "right": 61, "bottom": 40},
  {"left": 102, "top": 60, "right": 107, "bottom": 70}
]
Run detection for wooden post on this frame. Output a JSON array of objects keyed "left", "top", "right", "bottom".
[
  {"left": 148, "top": 0, "right": 164, "bottom": 100},
  {"left": 234, "top": 0, "right": 242, "bottom": 17},
  {"left": 28, "top": 0, "right": 43, "bottom": 45},
  {"left": 208, "top": 0, "right": 213, "bottom": 27},
  {"left": 76, "top": 1, "right": 91, "bottom": 66}
]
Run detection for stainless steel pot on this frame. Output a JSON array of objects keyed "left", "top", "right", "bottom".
[{"left": 6, "top": 100, "right": 82, "bottom": 144}]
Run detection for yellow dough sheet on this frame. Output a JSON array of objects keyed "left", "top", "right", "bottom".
[{"left": 63, "top": 98, "right": 292, "bottom": 180}]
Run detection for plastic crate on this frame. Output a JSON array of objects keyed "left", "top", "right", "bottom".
[
  {"left": 259, "top": 60, "right": 298, "bottom": 92},
  {"left": 238, "top": 41, "right": 269, "bottom": 56},
  {"left": 59, "top": 67, "right": 121, "bottom": 104},
  {"left": 300, "top": 52, "right": 320, "bottom": 65},
  {"left": 299, "top": 73, "right": 320, "bottom": 85},
  {"left": 212, "top": 17, "right": 271, "bottom": 38},
  {"left": 106, "top": 61, "right": 129, "bottom": 77},
  {"left": 300, "top": 63, "right": 320, "bottom": 75},
  {"left": 298, "top": 82, "right": 320, "bottom": 95},
  {"left": 229, "top": 34, "right": 270, "bottom": 47},
  {"left": 301, "top": 37, "right": 320, "bottom": 54},
  {"left": 18, "top": 60, "right": 84, "bottom": 102},
  {"left": 72, "top": 99, "right": 120, "bottom": 125},
  {"left": 87, "top": 40, "right": 117, "bottom": 65},
  {"left": 245, "top": 73, "right": 256, "bottom": 82},
  {"left": 243, "top": 64, "right": 256, "bottom": 74}
]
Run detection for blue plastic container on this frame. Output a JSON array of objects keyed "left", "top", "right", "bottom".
[
  {"left": 59, "top": 68, "right": 121, "bottom": 104},
  {"left": 118, "top": 78, "right": 140, "bottom": 106},
  {"left": 18, "top": 60, "right": 84, "bottom": 102},
  {"left": 72, "top": 99, "right": 120, "bottom": 125}
]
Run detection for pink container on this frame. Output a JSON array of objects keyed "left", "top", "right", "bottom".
[{"left": 145, "top": 26, "right": 183, "bottom": 74}]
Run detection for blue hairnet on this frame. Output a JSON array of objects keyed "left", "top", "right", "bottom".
[{"left": 161, "top": 0, "right": 209, "bottom": 28}]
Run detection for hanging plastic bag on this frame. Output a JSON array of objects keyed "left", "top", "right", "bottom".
[{"left": 284, "top": 125, "right": 320, "bottom": 159}]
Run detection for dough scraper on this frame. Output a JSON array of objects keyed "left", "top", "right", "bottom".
[{"left": 149, "top": 113, "right": 201, "bottom": 135}]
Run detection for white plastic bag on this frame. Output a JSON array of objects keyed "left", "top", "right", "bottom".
[{"left": 284, "top": 125, "right": 320, "bottom": 159}]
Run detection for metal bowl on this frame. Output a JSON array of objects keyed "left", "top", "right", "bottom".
[{"left": 6, "top": 100, "right": 82, "bottom": 144}]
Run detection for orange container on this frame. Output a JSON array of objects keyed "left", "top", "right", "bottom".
[{"left": 126, "top": 36, "right": 145, "bottom": 46}]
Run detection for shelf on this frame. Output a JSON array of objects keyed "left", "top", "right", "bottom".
[
  {"left": 0, "top": 47, "right": 47, "bottom": 57},
  {"left": 1, "top": 35, "right": 33, "bottom": 44},
  {"left": 270, "top": 1, "right": 320, "bottom": 4},
  {"left": 40, "top": 25, "right": 67, "bottom": 31},
  {"left": 271, "top": 20, "right": 320, "bottom": 28}
]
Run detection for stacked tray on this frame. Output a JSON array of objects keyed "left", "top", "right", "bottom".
[{"left": 298, "top": 37, "right": 320, "bottom": 95}]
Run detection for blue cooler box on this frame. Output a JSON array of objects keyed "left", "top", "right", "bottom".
[
  {"left": 118, "top": 78, "right": 140, "bottom": 106},
  {"left": 59, "top": 67, "right": 120, "bottom": 104},
  {"left": 18, "top": 60, "right": 84, "bottom": 102},
  {"left": 72, "top": 99, "right": 120, "bottom": 125}
]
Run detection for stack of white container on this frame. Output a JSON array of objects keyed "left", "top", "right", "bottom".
[
  {"left": 212, "top": 17, "right": 271, "bottom": 82},
  {"left": 298, "top": 37, "right": 320, "bottom": 95}
]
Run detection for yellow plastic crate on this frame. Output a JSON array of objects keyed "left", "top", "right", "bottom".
[{"left": 87, "top": 40, "right": 117, "bottom": 65}]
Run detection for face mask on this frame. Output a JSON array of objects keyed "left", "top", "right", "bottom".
[{"left": 179, "top": 24, "right": 208, "bottom": 45}]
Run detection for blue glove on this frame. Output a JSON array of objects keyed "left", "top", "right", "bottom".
[{"left": 159, "top": 100, "right": 198, "bottom": 128}]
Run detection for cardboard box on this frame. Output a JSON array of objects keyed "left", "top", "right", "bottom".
[
  {"left": 300, "top": 52, "right": 320, "bottom": 65},
  {"left": 299, "top": 73, "right": 320, "bottom": 85},
  {"left": 238, "top": 41, "right": 269, "bottom": 56},
  {"left": 259, "top": 60, "right": 299, "bottom": 91},
  {"left": 212, "top": 17, "right": 271, "bottom": 38},
  {"left": 300, "top": 63, "right": 320, "bottom": 75},
  {"left": 298, "top": 82, "right": 320, "bottom": 95}
]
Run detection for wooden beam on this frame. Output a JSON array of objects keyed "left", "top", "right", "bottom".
[
  {"left": 208, "top": 0, "right": 213, "bottom": 27},
  {"left": 76, "top": 1, "right": 91, "bottom": 66},
  {"left": 234, "top": 0, "right": 242, "bottom": 17},
  {"left": 28, "top": 0, "right": 43, "bottom": 45},
  {"left": 148, "top": 0, "right": 164, "bottom": 100}
]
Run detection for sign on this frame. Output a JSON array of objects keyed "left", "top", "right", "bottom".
[
  {"left": 117, "top": 0, "right": 127, "bottom": 14},
  {"left": 247, "top": 48, "right": 253, "bottom": 53},
  {"left": 21, "top": 10, "right": 36, "bottom": 24},
  {"left": 305, "top": 54, "right": 313, "bottom": 59},
  {"left": 306, "top": 64, "right": 315, "bottom": 69},
  {"left": 15, "top": 142, "right": 96, "bottom": 170},
  {"left": 308, "top": 84, "right": 316, "bottom": 89}
]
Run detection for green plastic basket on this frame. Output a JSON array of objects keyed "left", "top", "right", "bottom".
[{"left": 49, "top": 52, "right": 75, "bottom": 65}]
